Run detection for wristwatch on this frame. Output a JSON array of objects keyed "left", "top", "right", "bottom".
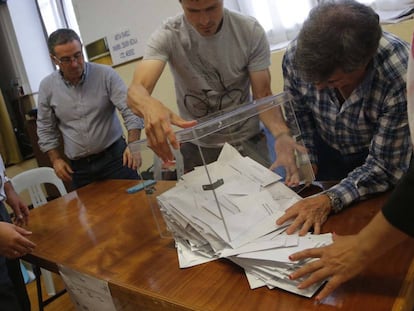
[{"left": 325, "top": 190, "right": 343, "bottom": 213}]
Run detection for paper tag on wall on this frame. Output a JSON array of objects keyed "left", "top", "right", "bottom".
[{"left": 106, "top": 28, "right": 143, "bottom": 65}]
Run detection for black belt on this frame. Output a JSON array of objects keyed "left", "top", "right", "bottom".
[{"left": 71, "top": 137, "right": 123, "bottom": 164}]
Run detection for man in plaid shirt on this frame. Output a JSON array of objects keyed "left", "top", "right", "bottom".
[{"left": 276, "top": 0, "right": 412, "bottom": 235}]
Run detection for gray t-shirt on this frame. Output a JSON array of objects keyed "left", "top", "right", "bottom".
[{"left": 145, "top": 8, "right": 270, "bottom": 147}]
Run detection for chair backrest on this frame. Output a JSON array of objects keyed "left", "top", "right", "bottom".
[{"left": 11, "top": 167, "right": 67, "bottom": 208}]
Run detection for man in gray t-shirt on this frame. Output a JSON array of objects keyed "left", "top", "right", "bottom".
[{"left": 128, "top": 0, "right": 303, "bottom": 183}]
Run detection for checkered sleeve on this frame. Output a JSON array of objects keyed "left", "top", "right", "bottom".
[{"left": 329, "top": 43, "right": 412, "bottom": 209}]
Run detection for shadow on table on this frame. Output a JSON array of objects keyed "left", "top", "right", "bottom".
[{"left": 291, "top": 180, "right": 339, "bottom": 198}]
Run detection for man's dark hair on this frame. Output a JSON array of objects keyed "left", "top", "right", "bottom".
[
  {"left": 48, "top": 28, "right": 82, "bottom": 55},
  {"left": 294, "top": 0, "right": 382, "bottom": 83}
]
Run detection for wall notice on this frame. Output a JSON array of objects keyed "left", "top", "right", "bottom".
[{"left": 107, "top": 28, "right": 141, "bottom": 66}]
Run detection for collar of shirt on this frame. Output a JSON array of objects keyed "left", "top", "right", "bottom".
[
  {"left": 336, "top": 62, "right": 376, "bottom": 109},
  {"left": 59, "top": 62, "right": 88, "bottom": 87}
]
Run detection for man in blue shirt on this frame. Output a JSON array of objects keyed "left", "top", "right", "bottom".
[
  {"left": 277, "top": 0, "right": 412, "bottom": 235},
  {"left": 37, "top": 29, "right": 144, "bottom": 189}
]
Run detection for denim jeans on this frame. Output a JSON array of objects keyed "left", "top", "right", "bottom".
[{"left": 70, "top": 137, "right": 139, "bottom": 189}]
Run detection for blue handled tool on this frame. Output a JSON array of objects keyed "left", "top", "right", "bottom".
[{"left": 126, "top": 179, "right": 157, "bottom": 194}]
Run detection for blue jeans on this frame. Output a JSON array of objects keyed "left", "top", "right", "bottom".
[{"left": 70, "top": 137, "right": 139, "bottom": 189}]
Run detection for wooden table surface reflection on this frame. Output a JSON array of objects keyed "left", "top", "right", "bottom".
[{"left": 23, "top": 180, "right": 414, "bottom": 311}]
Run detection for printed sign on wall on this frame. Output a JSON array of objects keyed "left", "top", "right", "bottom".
[{"left": 107, "top": 28, "right": 142, "bottom": 65}]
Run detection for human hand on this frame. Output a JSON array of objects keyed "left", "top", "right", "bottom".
[
  {"left": 276, "top": 194, "right": 332, "bottom": 235},
  {"left": 123, "top": 146, "right": 142, "bottom": 170},
  {"left": 289, "top": 233, "right": 367, "bottom": 302},
  {"left": 52, "top": 158, "right": 73, "bottom": 182},
  {"left": 5, "top": 191, "right": 29, "bottom": 226},
  {"left": 270, "top": 133, "right": 308, "bottom": 187},
  {"left": 0, "top": 222, "right": 36, "bottom": 258},
  {"left": 143, "top": 99, "right": 197, "bottom": 162},
  {"left": 11, "top": 200, "right": 29, "bottom": 227}
]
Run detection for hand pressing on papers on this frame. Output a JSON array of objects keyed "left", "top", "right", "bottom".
[
  {"left": 288, "top": 210, "right": 411, "bottom": 302},
  {"left": 276, "top": 194, "right": 332, "bottom": 236}
]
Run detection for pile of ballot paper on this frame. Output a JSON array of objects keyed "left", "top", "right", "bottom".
[{"left": 156, "top": 143, "right": 332, "bottom": 297}]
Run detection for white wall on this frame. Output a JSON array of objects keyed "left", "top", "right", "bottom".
[
  {"left": 72, "top": 0, "right": 182, "bottom": 61},
  {"left": 72, "top": 0, "right": 241, "bottom": 47},
  {"left": 113, "top": 19, "right": 414, "bottom": 110},
  {"left": 6, "top": 0, "right": 54, "bottom": 95}
]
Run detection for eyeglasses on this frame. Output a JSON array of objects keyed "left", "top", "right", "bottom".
[{"left": 53, "top": 51, "right": 83, "bottom": 65}]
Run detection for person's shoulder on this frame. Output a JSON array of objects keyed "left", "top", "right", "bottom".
[
  {"left": 225, "top": 8, "right": 259, "bottom": 27},
  {"left": 373, "top": 32, "right": 409, "bottom": 84},
  {"left": 85, "top": 63, "right": 124, "bottom": 86},
  {"left": 283, "top": 38, "right": 298, "bottom": 61},
  {"left": 38, "top": 71, "right": 59, "bottom": 102},
  {"left": 87, "top": 61, "right": 111, "bottom": 70},
  {"left": 39, "top": 70, "right": 59, "bottom": 89},
  {"left": 41, "top": 70, "right": 59, "bottom": 80},
  {"left": 148, "top": 13, "right": 185, "bottom": 45},
  {"left": 224, "top": 8, "right": 267, "bottom": 40},
  {"left": 86, "top": 62, "right": 117, "bottom": 75},
  {"left": 286, "top": 38, "right": 298, "bottom": 51},
  {"left": 381, "top": 31, "right": 410, "bottom": 50},
  {"left": 376, "top": 32, "right": 409, "bottom": 67},
  {"left": 158, "top": 13, "right": 185, "bottom": 33}
]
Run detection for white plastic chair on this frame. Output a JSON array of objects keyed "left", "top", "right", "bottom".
[
  {"left": 11, "top": 166, "right": 67, "bottom": 210},
  {"left": 11, "top": 166, "right": 68, "bottom": 310}
]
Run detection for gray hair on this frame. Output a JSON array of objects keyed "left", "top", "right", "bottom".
[
  {"left": 48, "top": 28, "right": 82, "bottom": 55},
  {"left": 294, "top": 0, "right": 382, "bottom": 83}
]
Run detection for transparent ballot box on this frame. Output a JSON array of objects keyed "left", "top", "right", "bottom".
[{"left": 128, "top": 93, "right": 327, "bottom": 297}]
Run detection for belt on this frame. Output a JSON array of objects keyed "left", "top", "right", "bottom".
[{"left": 71, "top": 137, "right": 123, "bottom": 164}]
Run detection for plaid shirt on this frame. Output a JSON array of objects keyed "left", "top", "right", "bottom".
[{"left": 283, "top": 32, "right": 412, "bottom": 209}]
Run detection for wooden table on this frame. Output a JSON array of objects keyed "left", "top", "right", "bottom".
[{"left": 23, "top": 179, "right": 414, "bottom": 311}]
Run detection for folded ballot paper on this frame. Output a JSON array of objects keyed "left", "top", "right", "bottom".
[{"left": 156, "top": 143, "right": 332, "bottom": 297}]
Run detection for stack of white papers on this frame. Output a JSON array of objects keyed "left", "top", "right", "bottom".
[{"left": 156, "top": 143, "right": 332, "bottom": 297}]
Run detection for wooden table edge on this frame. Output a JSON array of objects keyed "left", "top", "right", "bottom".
[{"left": 393, "top": 257, "right": 414, "bottom": 311}]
